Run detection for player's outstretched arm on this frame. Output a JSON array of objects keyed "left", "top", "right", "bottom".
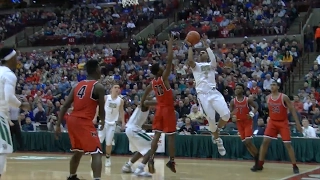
[
  {"left": 119, "top": 99, "right": 125, "bottom": 128},
  {"left": 248, "top": 98, "right": 259, "bottom": 114},
  {"left": 57, "top": 88, "right": 74, "bottom": 126},
  {"left": 201, "top": 37, "right": 216, "bottom": 67},
  {"left": 142, "top": 124, "right": 153, "bottom": 130},
  {"left": 3, "top": 72, "right": 21, "bottom": 108},
  {"left": 140, "top": 84, "right": 153, "bottom": 105},
  {"left": 162, "top": 34, "right": 174, "bottom": 80},
  {"left": 283, "top": 95, "right": 302, "bottom": 132},
  {"left": 144, "top": 100, "right": 157, "bottom": 107},
  {"left": 186, "top": 44, "right": 196, "bottom": 68},
  {"left": 94, "top": 83, "right": 106, "bottom": 125},
  {"left": 229, "top": 99, "right": 235, "bottom": 115}
]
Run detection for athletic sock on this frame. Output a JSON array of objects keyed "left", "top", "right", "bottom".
[
  {"left": 169, "top": 157, "right": 175, "bottom": 162},
  {"left": 106, "top": 154, "right": 110, "bottom": 158},
  {"left": 258, "top": 160, "right": 264, "bottom": 167},
  {"left": 69, "top": 174, "right": 77, "bottom": 178},
  {"left": 138, "top": 162, "right": 146, "bottom": 168},
  {"left": 292, "top": 164, "right": 297, "bottom": 168},
  {"left": 127, "top": 161, "right": 133, "bottom": 166}
]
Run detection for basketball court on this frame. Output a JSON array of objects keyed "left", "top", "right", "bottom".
[{"left": 2, "top": 153, "right": 319, "bottom": 180}]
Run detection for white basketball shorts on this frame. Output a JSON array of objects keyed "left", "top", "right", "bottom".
[
  {"left": 197, "top": 88, "right": 230, "bottom": 122},
  {"left": 0, "top": 112, "right": 13, "bottom": 154},
  {"left": 98, "top": 123, "right": 116, "bottom": 146},
  {"left": 126, "top": 127, "right": 151, "bottom": 156}
]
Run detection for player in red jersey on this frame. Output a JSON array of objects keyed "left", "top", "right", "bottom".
[
  {"left": 141, "top": 34, "right": 176, "bottom": 174},
  {"left": 55, "top": 60, "right": 106, "bottom": 180},
  {"left": 229, "top": 83, "right": 259, "bottom": 166},
  {"left": 251, "top": 81, "right": 302, "bottom": 174}
]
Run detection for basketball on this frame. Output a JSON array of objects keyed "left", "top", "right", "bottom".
[{"left": 185, "top": 31, "right": 201, "bottom": 46}]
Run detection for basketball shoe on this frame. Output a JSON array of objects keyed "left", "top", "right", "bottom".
[
  {"left": 105, "top": 158, "right": 111, "bottom": 167},
  {"left": 122, "top": 163, "right": 133, "bottom": 173},
  {"left": 67, "top": 175, "right": 80, "bottom": 180},
  {"left": 134, "top": 166, "right": 152, "bottom": 177},
  {"left": 212, "top": 137, "right": 226, "bottom": 156}
]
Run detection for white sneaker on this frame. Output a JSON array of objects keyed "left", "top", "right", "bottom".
[
  {"left": 105, "top": 158, "right": 111, "bottom": 167},
  {"left": 122, "top": 163, "right": 133, "bottom": 173},
  {"left": 134, "top": 167, "right": 152, "bottom": 177},
  {"left": 212, "top": 137, "right": 226, "bottom": 156}
]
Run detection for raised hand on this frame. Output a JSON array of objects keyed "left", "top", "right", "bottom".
[
  {"left": 201, "top": 34, "right": 209, "bottom": 48},
  {"left": 166, "top": 34, "right": 175, "bottom": 45}
]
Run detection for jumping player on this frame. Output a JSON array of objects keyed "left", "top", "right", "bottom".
[
  {"left": 0, "top": 47, "right": 29, "bottom": 179},
  {"left": 251, "top": 81, "right": 302, "bottom": 174},
  {"left": 229, "top": 83, "right": 259, "bottom": 166},
  {"left": 122, "top": 99, "right": 157, "bottom": 177},
  {"left": 186, "top": 39, "right": 230, "bottom": 156},
  {"left": 140, "top": 34, "right": 176, "bottom": 173},
  {"left": 98, "top": 84, "right": 124, "bottom": 167},
  {"left": 56, "top": 60, "right": 106, "bottom": 180}
]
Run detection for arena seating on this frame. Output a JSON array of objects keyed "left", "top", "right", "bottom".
[
  {"left": 28, "top": 1, "right": 179, "bottom": 46},
  {"left": 0, "top": 9, "right": 57, "bottom": 41},
  {"left": 171, "top": 0, "right": 309, "bottom": 39},
  {"left": 15, "top": 34, "right": 305, "bottom": 137}
]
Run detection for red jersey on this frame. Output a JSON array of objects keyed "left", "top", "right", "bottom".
[
  {"left": 234, "top": 97, "right": 250, "bottom": 120},
  {"left": 151, "top": 77, "right": 174, "bottom": 107},
  {"left": 70, "top": 80, "right": 98, "bottom": 122},
  {"left": 267, "top": 93, "right": 288, "bottom": 121}
]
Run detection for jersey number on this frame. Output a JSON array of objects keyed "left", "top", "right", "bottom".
[
  {"left": 154, "top": 85, "right": 164, "bottom": 96},
  {"left": 77, "top": 85, "right": 87, "bottom": 99},
  {"left": 271, "top": 106, "right": 280, "bottom": 113},
  {"left": 237, "top": 107, "right": 242, "bottom": 114}
]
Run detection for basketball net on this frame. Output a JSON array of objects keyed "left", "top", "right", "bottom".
[{"left": 120, "top": 0, "right": 139, "bottom": 7}]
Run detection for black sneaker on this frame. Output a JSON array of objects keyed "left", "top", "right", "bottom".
[
  {"left": 148, "top": 158, "right": 156, "bottom": 174},
  {"left": 250, "top": 165, "right": 263, "bottom": 172},
  {"left": 166, "top": 160, "right": 176, "bottom": 173},
  {"left": 67, "top": 175, "right": 80, "bottom": 180},
  {"left": 293, "top": 166, "right": 299, "bottom": 174}
]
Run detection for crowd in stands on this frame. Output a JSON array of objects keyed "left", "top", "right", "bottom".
[
  {"left": 172, "top": 0, "right": 300, "bottom": 39},
  {"left": 28, "top": 1, "right": 179, "bottom": 46},
  {"left": 0, "top": 9, "right": 58, "bottom": 42},
  {"left": 14, "top": 31, "right": 310, "bottom": 138}
]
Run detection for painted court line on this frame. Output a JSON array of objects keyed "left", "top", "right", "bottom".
[{"left": 279, "top": 166, "right": 320, "bottom": 180}]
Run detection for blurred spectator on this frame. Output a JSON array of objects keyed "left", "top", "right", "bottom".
[
  {"left": 178, "top": 117, "right": 197, "bottom": 135},
  {"left": 253, "top": 118, "right": 266, "bottom": 136},
  {"left": 302, "top": 118, "right": 317, "bottom": 138},
  {"left": 22, "top": 117, "right": 35, "bottom": 132},
  {"left": 174, "top": 0, "right": 299, "bottom": 39}
]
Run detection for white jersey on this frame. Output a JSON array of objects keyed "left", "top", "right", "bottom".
[
  {"left": 0, "top": 66, "right": 20, "bottom": 113},
  {"left": 126, "top": 106, "right": 149, "bottom": 130},
  {"left": 104, "top": 95, "right": 122, "bottom": 124},
  {"left": 191, "top": 62, "right": 216, "bottom": 94}
]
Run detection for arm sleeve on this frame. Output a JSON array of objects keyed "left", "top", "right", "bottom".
[
  {"left": 206, "top": 47, "right": 217, "bottom": 67},
  {"left": 3, "top": 72, "right": 21, "bottom": 108}
]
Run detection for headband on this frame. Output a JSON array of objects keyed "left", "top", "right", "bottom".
[{"left": 4, "top": 50, "right": 16, "bottom": 61}]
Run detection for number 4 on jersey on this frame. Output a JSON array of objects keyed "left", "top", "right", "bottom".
[{"left": 77, "top": 85, "right": 87, "bottom": 99}]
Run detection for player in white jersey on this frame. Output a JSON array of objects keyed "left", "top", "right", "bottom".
[
  {"left": 122, "top": 99, "right": 157, "bottom": 177},
  {"left": 0, "top": 47, "right": 29, "bottom": 178},
  {"left": 98, "top": 84, "right": 125, "bottom": 167},
  {"left": 186, "top": 39, "right": 230, "bottom": 156}
]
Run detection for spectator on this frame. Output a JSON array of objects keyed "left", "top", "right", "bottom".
[
  {"left": 253, "top": 118, "right": 266, "bottom": 136},
  {"left": 187, "top": 104, "right": 205, "bottom": 124},
  {"left": 302, "top": 118, "right": 317, "bottom": 138},
  {"left": 178, "top": 117, "right": 197, "bottom": 135},
  {"left": 315, "top": 23, "right": 320, "bottom": 52},
  {"left": 22, "top": 117, "right": 35, "bottom": 132},
  {"left": 263, "top": 74, "right": 273, "bottom": 91}
]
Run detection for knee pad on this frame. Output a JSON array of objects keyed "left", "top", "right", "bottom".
[
  {"left": 220, "top": 113, "right": 230, "bottom": 121},
  {"left": 0, "top": 155, "right": 6, "bottom": 174}
]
